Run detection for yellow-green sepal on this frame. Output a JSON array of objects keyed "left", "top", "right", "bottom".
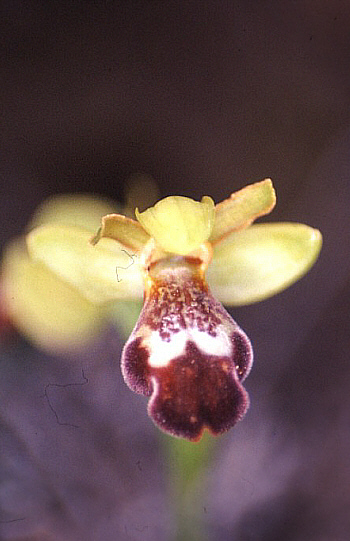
[
  {"left": 135, "top": 195, "right": 215, "bottom": 255},
  {"left": 207, "top": 222, "right": 322, "bottom": 305},
  {"left": 29, "top": 193, "right": 118, "bottom": 231},
  {"left": 27, "top": 224, "right": 143, "bottom": 303},
  {"left": 1, "top": 240, "right": 104, "bottom": 352},
  {"left": 209, "top": 179, "right": 276, "bottom": 244}
]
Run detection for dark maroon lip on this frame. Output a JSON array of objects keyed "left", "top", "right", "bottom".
[
  {"left": 120, "top": 260, "right": 253, "bottom": 441},
  {"left": 122, "top": 335, "right": 251, "bottom": 441}
]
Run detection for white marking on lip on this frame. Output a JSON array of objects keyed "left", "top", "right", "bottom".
[
  {"left": 191, "top": 328, "right": 232, "bottom": 356},
  {"left": 146, "top": 327, "right": 232, "bottom": 368},
  {"left": 147, "top": 330, "right": 187, "bottom": 368}
]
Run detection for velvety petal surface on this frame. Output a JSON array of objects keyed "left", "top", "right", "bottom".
[
  {"left": 209, "top": 179, "right": 276, "bottom": 244},
  {"left": 27, "top": 224, "right": 143, "bottom": 303},
  {"left": 207, "top": 222, "right": 322, "bottom": 305}
]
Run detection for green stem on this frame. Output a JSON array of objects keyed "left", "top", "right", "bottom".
[{"left": 161, "top": 431, "right": 215, "bottom": 541}]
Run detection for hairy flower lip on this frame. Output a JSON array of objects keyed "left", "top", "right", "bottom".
[
  {"left": 149, "top": 339, "right": 250, "bottom": 441},
  {"left": 122, "top": 332, "right": 252, "bottom": 441},
  {"left": 121, "top": 257, "right": 253, "bottom": 440}
]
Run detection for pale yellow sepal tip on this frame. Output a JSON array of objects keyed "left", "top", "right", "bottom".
[{"left": 135, "top": 195, "right": 215, "bottom": 255}]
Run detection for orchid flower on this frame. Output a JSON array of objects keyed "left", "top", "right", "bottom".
[{"left": 9, "top": 180, "right": 321, "bottom": 441}]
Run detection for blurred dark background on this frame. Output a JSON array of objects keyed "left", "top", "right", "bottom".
[{"left": 1, "top": 2, "right": 350, "bottom": 540}]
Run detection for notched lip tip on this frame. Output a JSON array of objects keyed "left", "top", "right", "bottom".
[
  {"left": 159, "top": 425, "right": 205, "bottom": 443},
  {"left": 154, "top": 414, "right": 244, "bottom": 442}
]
